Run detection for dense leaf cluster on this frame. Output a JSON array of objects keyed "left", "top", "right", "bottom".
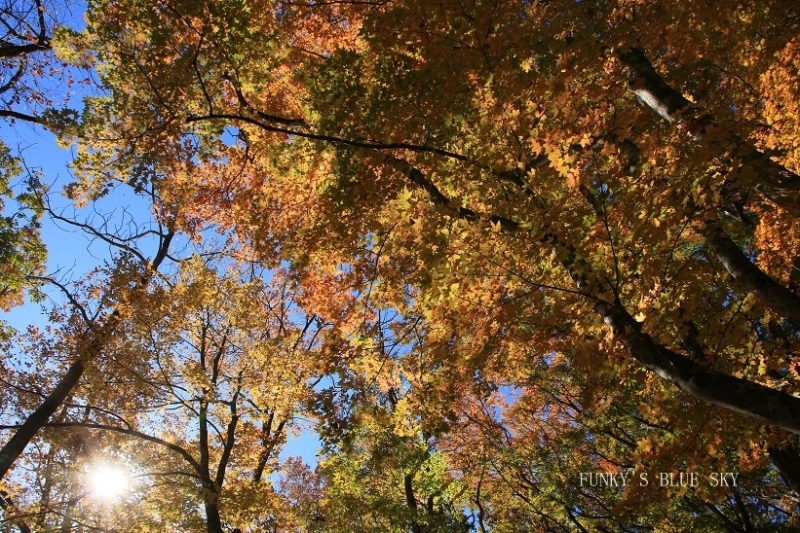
[{"left": 1, "top": 0, "right": 800, "bottom": 531}]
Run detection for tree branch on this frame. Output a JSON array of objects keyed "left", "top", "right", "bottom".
[
  {"left": 186, "top": 113, "right": 468, "bottom": 162},
  {"left": 0, "top": 110, "right": 42, "bottom": 124},
  {"left": 0, "top": 42, "right": 49, "bottom": 58},
  {"left": 214, "top": 387, "right": 239, "bottom": 487},
  {"left": 0, "top": 421, "right": 203, "bottom": 475}
]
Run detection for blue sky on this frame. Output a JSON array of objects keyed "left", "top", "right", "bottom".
[{"left": 1, "top": 118, "right": 156, "bottom": 323}]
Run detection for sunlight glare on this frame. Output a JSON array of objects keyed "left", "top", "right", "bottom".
[{"left": 89, "top": 465, "right": 129, "bottom": 499}]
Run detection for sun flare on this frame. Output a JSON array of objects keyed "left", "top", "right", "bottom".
[{"left": 88, "top": 465, "right": 129, "bottom": 499}]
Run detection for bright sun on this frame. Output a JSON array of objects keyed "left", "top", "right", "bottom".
[{"left": 88, "top": 465, "right": 129, "bottom": 499}]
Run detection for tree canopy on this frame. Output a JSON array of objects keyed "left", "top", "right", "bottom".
[{"left": 2, "top": 0, "right": 800, "bottom": 531}]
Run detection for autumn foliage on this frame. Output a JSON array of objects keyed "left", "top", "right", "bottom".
[{"left": 1, "top": 0, "right": 800, "bottom": 531}]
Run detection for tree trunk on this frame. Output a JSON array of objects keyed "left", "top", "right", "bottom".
[
  {"left": 619, "top": 47, "right": 800, "bottom": 218},
  {"left": 698, "top": 217, "right": 800, "bottom": 325},
  {"left": 768, "top": 440, "right": 800, "bottom": 494},
  {"left": 0, "top": 359, "right": 84, "bottom": 480},
  {"left": 203, "top": 495, "right": 224, "bottom": 533},
  {"left": 594, "top": 297, "right": 800, "bottom": 434},
  {"left": 404, "top": 473, "right": 423, "bottom": 533}
]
